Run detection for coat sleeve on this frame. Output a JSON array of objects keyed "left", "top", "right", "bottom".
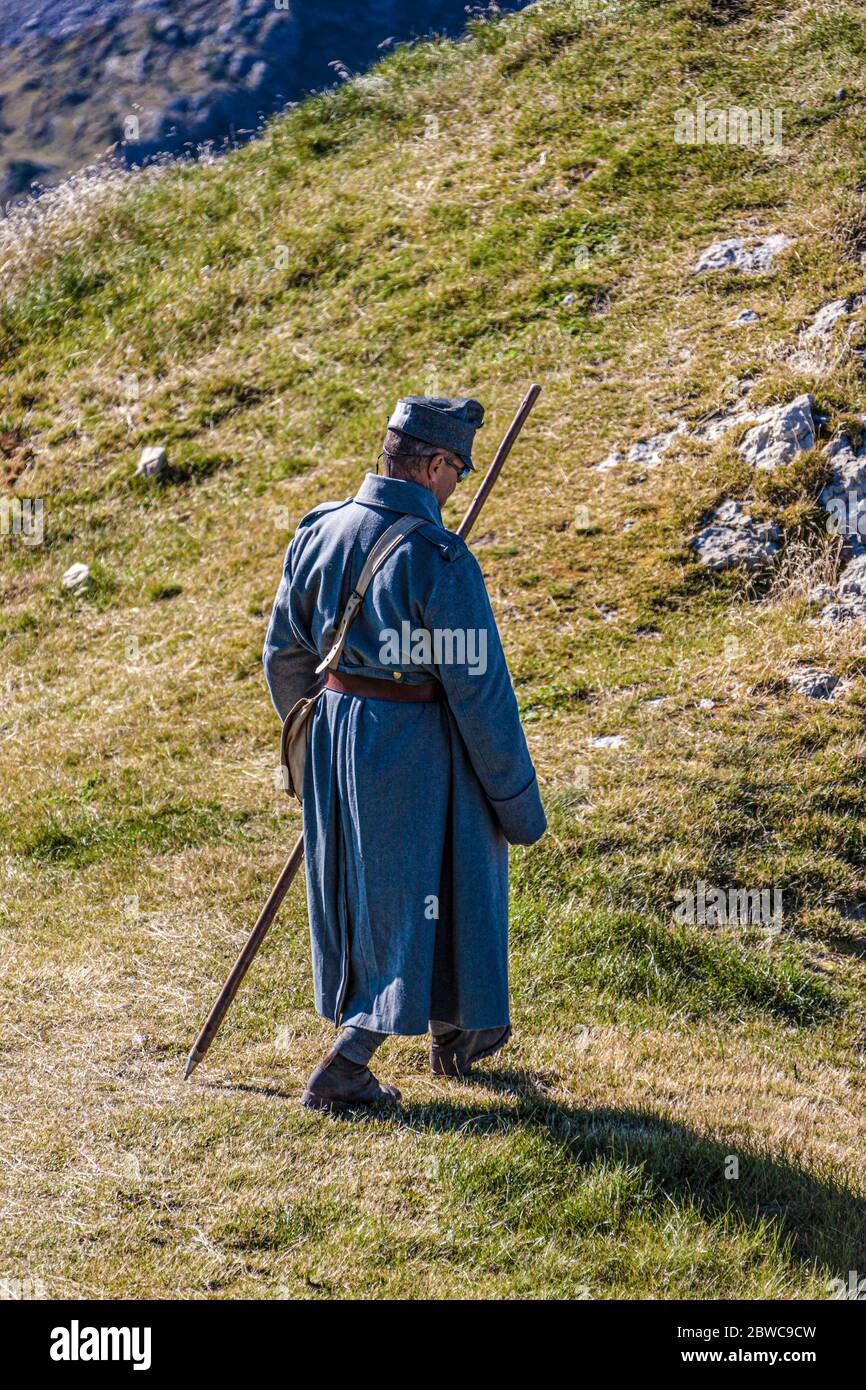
[
  {"left": 424, "top": 548, "right": 547, "bottom": 846},
  {"left": 262, "top": 540, "right": 322, "bottom": 722}
]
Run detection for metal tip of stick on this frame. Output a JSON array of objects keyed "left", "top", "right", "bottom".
[{"left": 183, "top": 1051, "right": 200, "bottom": 1080}]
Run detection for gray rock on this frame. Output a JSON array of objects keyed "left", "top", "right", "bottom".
[
  {"left": 731, "top": 309, "right": 761, "bottom": 326},
  {"left": 818, "top": 553, "right": 866, "bottom": 625},
  {"left": 62, "top": 561, "right": 90, "bottom": 591},
  {"left": 694, "top": 234, "right": 793, "bottom": 275},
  {"left": 802, "top": 297, "right": 854, "bottom": 342},
  {"left": 136, "top": 445, "right": 166, "bottom": 477},
  {"left": 244, "top": 60, "right": 269, "bottom": 92},
  {"left": 594, "top": 448, "right": 623, "bottom": 473},
  {"left": 227, "top": 50, "right": 256, "bottom": 82},
  {"left": 690, "top": 499, "right": 782, "bottom": 571},
  {"left": 739, "top": 394, "right": 815, "bottom": 470},
  {"left": 817, "top": 433, "right": 866, "bottom": 555},
  {"left": 807, "top": 583, "right": 836, "bottom": 604},
  {"left": 631, "top": 419, "right": 683, "bottom": 469},
  {"left": 785, "top": 668, "right": 845, "bottom": 700},
  {"left": 790, "top": 295, "right": 866, "bottom": 372},
  {"left": 594, "top": 422, "right": 686, "bottom": 472},
  {"left": 627, "top": 421, "right": 686, "bottom": 469},
  {"left": 836, "top": 551, "right": 866, "bottom": 603}
]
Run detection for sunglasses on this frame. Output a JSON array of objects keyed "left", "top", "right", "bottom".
[
  {"left": 378, "top": 448, "right": 472, "bottom": 482},
  {"left": 441, "top": 455, "right": 472, "bottom": 483}
]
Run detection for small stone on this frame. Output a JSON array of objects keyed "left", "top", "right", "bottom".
[
  {"left": 62, "top": 562, "right": 90, "bottom": 591},
  {"left": 697, "top": 698, "right": 715, "bottom": 710},
  {"left": 136, "top": 446, "right": 167, "bottom": 477},
  {"left": 594, "top": 448, "right": 623, "bottom": 473},
  {"left": 588, "top": 734, "right": 626, "bottom": 749},
  {"left": 785, "top": 668, "right": 841, "bottom": 700},
  {"left": 835, "top": 88, "right": 847, "bottom": 101},
  {"left": 561, "top": 292, "right": 578, "bottom": 306},
  {"left": 245, "top": 60, "right": 269, "bottom": 91},
  {"left": 693, "top": 233, "right": 793, "bottom": 275},
  {"left": 732, "top": 309, "right": 760, "bottom": 326}
]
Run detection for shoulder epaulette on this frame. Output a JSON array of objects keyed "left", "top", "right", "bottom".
[
  {"left": 296, "top": 497, "right": 354, "bottom": 530},
  {"left": 415, "top": 521, "right": 471, "bottom": 562}
]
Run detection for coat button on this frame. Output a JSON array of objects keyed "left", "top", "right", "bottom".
[{"left": 393, "top": 671, "right": 402, "bottom": 680}]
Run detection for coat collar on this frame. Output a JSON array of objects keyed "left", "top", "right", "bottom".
[{"left": 355, "top": 472, "right": 442, "bottom": 526}]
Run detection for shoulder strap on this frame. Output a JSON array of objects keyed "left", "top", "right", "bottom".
[{"left": 314, "top": 515, "right": 426, "bottom": 675}]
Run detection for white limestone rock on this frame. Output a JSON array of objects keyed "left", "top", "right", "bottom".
[
  {"left": 815, "top": 433, "right": 866, "bottom": 556},
  {"left": 693, "top": 234, "right": 793, "bottom": 275},
  {"left": 739, "top": 394, "right": 815, "bottom": 470},
  {"left": 62, "top": 562, "right": 90, "bottom": 592},
  {"left": 136, "top": 445, "right": 167, "bottom": 477},
  {"left": 627, "top": 421, "right": 687, "bottom": 469},
  {"left": 785, "top": 668, "right": 843, "bottom": 700},
  {"left": 690, "top": 499, "right": 781, "bottom": 571},
  {"left": 594, "top": 448, "right": 624, "bottom": 473},
  {"left": 790, "top": 294, "right": 866, "bottom": 372},
  {"left": 819, "top": 552, "right": 866, "bottom": 626},
  {"left": 808, "top": 583, "right": 837, "bottom": 604},
  {"left": 802, "top": 293, "right": 866, "bottom": 343}
]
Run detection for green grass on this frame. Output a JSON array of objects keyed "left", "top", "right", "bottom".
[{"left": 1, "top": 0, "right": 866, "bottom": 1299}]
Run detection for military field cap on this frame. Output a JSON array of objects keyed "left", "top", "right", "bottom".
[{"left": 387, "top": 395, "right": 484, "bottom": 473}]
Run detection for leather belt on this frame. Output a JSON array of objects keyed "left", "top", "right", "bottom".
[{"left": 325, "top": 671, "right": 444, "bottom": 703}]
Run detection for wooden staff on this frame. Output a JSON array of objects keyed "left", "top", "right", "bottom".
[{"left": 184, "top": 383, "right": 542, "bottom": 1078}]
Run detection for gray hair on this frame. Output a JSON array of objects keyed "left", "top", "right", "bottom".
[{"left": 382, "top": 428, "right": 451, "bottom": 478}]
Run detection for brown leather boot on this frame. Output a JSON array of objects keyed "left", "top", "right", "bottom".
[
  {"left": 301, "top": 1047, "right": 401, "bottom": 1113},
  {"left": 430, "top": 1025, "right": 512, "bottom": 1078}
]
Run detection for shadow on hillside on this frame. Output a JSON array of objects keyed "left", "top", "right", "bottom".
[{"left": 388, "top": 1065, "right": 866, "bottom": 1284}]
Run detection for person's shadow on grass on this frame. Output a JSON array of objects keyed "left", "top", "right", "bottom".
[{"left": 384, "top": 1064, "right": 866, "bottom": 1289}]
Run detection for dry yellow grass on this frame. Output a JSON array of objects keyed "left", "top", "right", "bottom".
[{"left": 2, "top": 0, "right": 866, "bottom": 1299}]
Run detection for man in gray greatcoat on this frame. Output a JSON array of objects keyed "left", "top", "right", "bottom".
[{"left": 263, "top": 396, "right": 546, "bottom": 1110}]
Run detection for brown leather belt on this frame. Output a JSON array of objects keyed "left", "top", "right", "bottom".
[{"left": 326, "top": 671, "right": 444, "bottom": 703}]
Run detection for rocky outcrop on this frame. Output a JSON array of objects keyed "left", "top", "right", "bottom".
[
  {"left": 817, "top": 553, "right": 866, "bottom": 626},
  {"left": 690, "top": 500, "right": 782, "bottom": 571},
  {"left": 693, "top": 234, "right": 793, "bottom": 275},
  {"left": 817, "top": 434, "right": 866, "bottom": 557},
  {"left": 594, "top": 422, "right": 687, "bottom": 473},
  {"left": 785, "top": 667, "right": 846, "bottom": 700},
  {"left": 0, "top": 1, "right": 530, "bottom": 204},
  {"left": 739, "top": 394, "right": 816, "bottom": 471}
]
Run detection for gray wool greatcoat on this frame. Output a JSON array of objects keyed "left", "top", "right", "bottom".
[{"left": 263, "top": 472, "right": 546, "bottom": 1035}]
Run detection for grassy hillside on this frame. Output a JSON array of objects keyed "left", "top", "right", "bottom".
[{"left": 2, "top": 0, "right": 866, "bottom": 1298}]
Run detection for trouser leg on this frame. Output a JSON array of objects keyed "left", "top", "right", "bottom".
[
  {"left": 429, "top": 1019, "right": 462, "bottom": 1046},
  {"left": 333, "top": 1025, "right": 387, "bottom": 1067},
  {"left": 429, "top": 1018, "right": 512, "bottom": 1076}
]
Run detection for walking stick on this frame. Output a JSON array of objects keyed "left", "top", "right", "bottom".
[{"left": 184, "top": 383, "right": 541, "bottom": 1078}]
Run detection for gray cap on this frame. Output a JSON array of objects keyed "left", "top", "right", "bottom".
[{"left": 387, "top": 395, "right": 484, "bottom": 473}]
